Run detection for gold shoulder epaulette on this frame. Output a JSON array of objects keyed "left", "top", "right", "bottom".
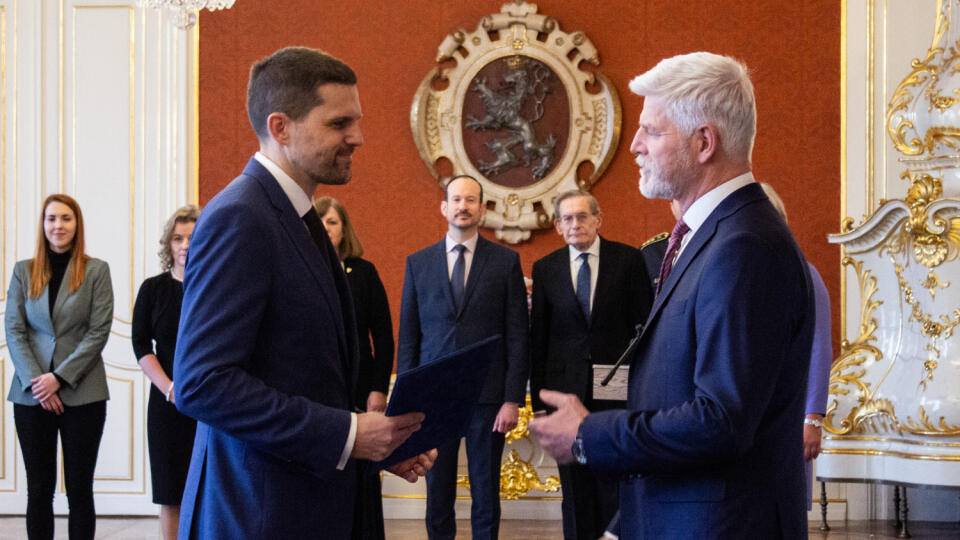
[{"left": 641, "top": 231, "right": 670, "bottom": 248}]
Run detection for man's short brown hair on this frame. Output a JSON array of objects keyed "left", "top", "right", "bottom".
[{"left": 247, "top": 47, "right": 357, "bottom": 140}]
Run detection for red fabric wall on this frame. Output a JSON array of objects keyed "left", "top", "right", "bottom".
[{"left": 198, "top": 1, "right": 841, "bottom": 356}]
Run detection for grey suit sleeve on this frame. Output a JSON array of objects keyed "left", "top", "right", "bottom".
[
  {"left": 4, "top": 263, "right": 45, "bottom": 391},
  {"left": 54, "top": 262, "right": 114, "bottom": 388},
  {"left": 395, "top": 256, "right": 421, "bottom": 374},
  {"left": 502, "top": 252, "right": 530, "bottom": 404}
]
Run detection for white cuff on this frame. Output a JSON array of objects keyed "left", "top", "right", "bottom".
[
  {"left": 603, "top": 532, "right": 619, "bottom": 540},
  {"left": 336, "top": 412, "right": 357, "bottom": 470}
]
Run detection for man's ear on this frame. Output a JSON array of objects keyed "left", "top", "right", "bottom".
[
  {"left": 694, "top": 124, "right": 719, "bottom": 164},
  {"left": 266, "top": 112, "right": 291, "bottom": 145}
]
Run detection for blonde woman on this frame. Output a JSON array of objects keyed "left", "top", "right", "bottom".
[{"left": 132, "top": 205, "right": 200, "bottom": 540}]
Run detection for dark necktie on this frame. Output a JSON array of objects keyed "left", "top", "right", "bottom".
[
  {"left": 302, "top": 206, "right": 356, "bottom": 398},
  {"left": 302, "top": 207, "right": 334, "bottom": 273},
  {"left": 576, "top": 252, "right": 591, "bottom": 319},
  {"left": 451, "top": 244, "right": 466, "bottom": 311},
  {"left": 656, "top": 219, "right": 690, "bottom": 296}
]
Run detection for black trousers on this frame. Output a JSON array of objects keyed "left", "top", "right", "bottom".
[
  {"left": 559, "top": 399, "right": 620, "bottom": 540},
  {"left": 425, "top": 404, "right": 504, "bottom": 540},
  {"left": 558, "top": 462, "right": 619, "bottom": 540},
  {"left": 14, "top": 401, "right": 107, "bottom": 540}
]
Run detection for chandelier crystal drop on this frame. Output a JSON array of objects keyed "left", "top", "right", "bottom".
[{"left": 142, "top": 0, "right": 236, "bottom": 29}]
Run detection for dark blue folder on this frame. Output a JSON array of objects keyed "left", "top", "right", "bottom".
[{"left": 375, "top": 335, "right": 503, "bottom": 470}]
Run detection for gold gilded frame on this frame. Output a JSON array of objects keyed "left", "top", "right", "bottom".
[{"left": 410, "top": 1, "right": 621, "bottom": 244}]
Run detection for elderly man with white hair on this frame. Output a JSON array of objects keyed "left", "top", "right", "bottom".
[{"left": 530, "top": 52, "right": 815, "bottom": 539}]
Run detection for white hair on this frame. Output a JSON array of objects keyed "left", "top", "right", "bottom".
[{"left": 629, "top": 52, "right": 757, "bottom": 163}]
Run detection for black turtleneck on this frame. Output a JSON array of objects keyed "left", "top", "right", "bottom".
[{"left": 48, "top": 249, "right": 72, "bottom": 315}]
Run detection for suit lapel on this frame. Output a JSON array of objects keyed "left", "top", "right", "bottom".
[
  {"left": 246, "top": 159, "right": 340, "bottom": 314},
  {"left": 589, "top": 238, "right": 614, "bottom": 327},
  {"left": 246, "top": 159, "right": 356, "bottom": 390},
  {"left": 642, "top": 183, "right": 766, "bottom": 339},
  {"left": 432, "top": 241, "right": 458, "bottom": 315}
]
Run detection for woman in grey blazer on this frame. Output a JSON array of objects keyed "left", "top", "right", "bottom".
[{"left": 5, "top": 194, "right": 113, "bottom": 540}]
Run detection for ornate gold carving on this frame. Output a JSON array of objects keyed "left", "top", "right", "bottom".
[
  {"left": 886, "top": 0, "right": 954, "bottom": 156},
  {"left": 840, "top": 216, "right": 856, "bottom": 234},
  {"left": 457, "top": 396, "right": 561, "bottom": 498},
  {"left": 500, "top": 449, "right": 561, "bottom": 499},
  {"left": 410, "top": 1, "right": 621, "bottom": 244},
  {"left": 922, "top": 269, "right": 950, "bottom": 299},
  {"left": 895, "top": 263, "right": 960, "bottom": 341},
  {"left": 893, "top": 261, "right": 960, "bottom": 391},
  {"left": 824, "top": 257, "right": 896, "bottom": 435},
  {"left": 499, "top": 397, "right": 560, "bottom": 499},
  {"left": 881, "top": 173, "right": 960, "bottom": 268},
  {"left": 903, "top": 406, "right": 960, "bottom": 436}
]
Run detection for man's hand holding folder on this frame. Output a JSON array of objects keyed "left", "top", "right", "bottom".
[{"left": 351, "top": 411, "right": 437, "bottom": 482}]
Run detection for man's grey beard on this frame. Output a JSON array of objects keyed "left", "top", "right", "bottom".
[{"left": 636, "top": 154, "right": 678, "bottom": 200}]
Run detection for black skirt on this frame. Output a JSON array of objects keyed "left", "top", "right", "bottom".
[{"left": 146, "top": 387, "right": 197, "bottom": 505}]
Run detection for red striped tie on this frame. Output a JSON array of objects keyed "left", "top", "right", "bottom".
[{"left": 656, "top": 219, "right": 690, "bottom": 296}]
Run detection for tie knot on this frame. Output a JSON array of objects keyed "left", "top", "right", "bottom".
[
  {"left": 579, "top": 252, "right": 590, "bottom": 262},
  {"left": 671, "top": 219, "right": 690, "bottom": 240},
  {"left": 453, "top": 244, "right": 465, "bottom": 254},
  {"left": 303, "top": 207, "right": 321, "bottom": 225}
]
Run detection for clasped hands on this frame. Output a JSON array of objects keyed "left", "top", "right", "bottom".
[
  {"left": 351, "top": 411, "right": 437, "bottom": 482},
  {"left": 31, "top": 373, "right": 64, "bottom": 415}
]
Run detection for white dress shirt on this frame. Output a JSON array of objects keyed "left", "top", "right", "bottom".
[
  {"left": 445, "top": 233, "right": 479, "bottom": 288},
  {"left": 254, "top": 152, "right": 357, "bottom": 470},
  {"left": 568, "top": 235, "right": 601, "bottom": 311},
  {"left": 676, "top": 171, "right": 756, "bottom": 261}
]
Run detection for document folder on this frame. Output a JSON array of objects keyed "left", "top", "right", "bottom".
[{"left": 375, "top": 334, "right": 502, "bottom": 470}]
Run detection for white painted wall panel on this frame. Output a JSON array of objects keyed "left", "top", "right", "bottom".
[{"left": 0, "top": 0, "right": 196, "bottom": 516}]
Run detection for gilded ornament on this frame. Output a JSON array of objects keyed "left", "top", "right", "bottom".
[
  {"left": 841, "top": 216, "right": 855, "bottom": 234},
  {"left": 460, "top": 396, "right": 561, "bottom": 498},
  {"left": 881, "top": 173, "right": 960, "bottom": 268},
  {"left": 500, "top": 449, "right": 561, "bottom": 499},
  {"left": 886, "top": 0, "right": 955, "bottom": 156},
  {"left": 921, "top": 270, "right": 950, "bottom": 299},
  {"left": 893, "top": 261, "right": 960, "bottom": 390},
  {"left": 902, "top": 406, "right": 960, "bottom": 436},
  {"left": 505, "top": 398, "right": 533, "bottom": 443},
  {"left": 824, "top": 258, "right": 893, "bottom": 435}
]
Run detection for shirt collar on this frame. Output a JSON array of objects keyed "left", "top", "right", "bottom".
[
  {"left": 568, "top": 234, "right": 601, "bottom": 261},
  {"left": 681, "top": 171, "right": 755, "bottom": 234},
  {"left": 254, "top": 152, "right": 314, "bottom": 218},
  {"left": 446, "top": 233, "right": 479, "bottom": 253}
]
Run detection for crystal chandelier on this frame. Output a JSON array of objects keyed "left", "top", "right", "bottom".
[{"left": 142, "top": 0, "right": 236, "bottom": 29}]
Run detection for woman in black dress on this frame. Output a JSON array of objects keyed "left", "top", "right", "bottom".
[
  {"left": 132, "top": 205, "right": 200, "bottom": 540},
  {"left": 313, "top": 196, "right": 394, "bottom": 540}
]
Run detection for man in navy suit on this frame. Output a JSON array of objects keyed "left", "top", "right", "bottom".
[
  {"left": 531, "top": 52, "right": 814, "bottom": 539},
  {"left": 529, "top": 190, "right": 651, "bottom": 539},
  {"left": 174, "top": 47, "right": 434, "bottom": 540},
  {"left": 397, "top": 174, "right": 529, "bottom": 540}
]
